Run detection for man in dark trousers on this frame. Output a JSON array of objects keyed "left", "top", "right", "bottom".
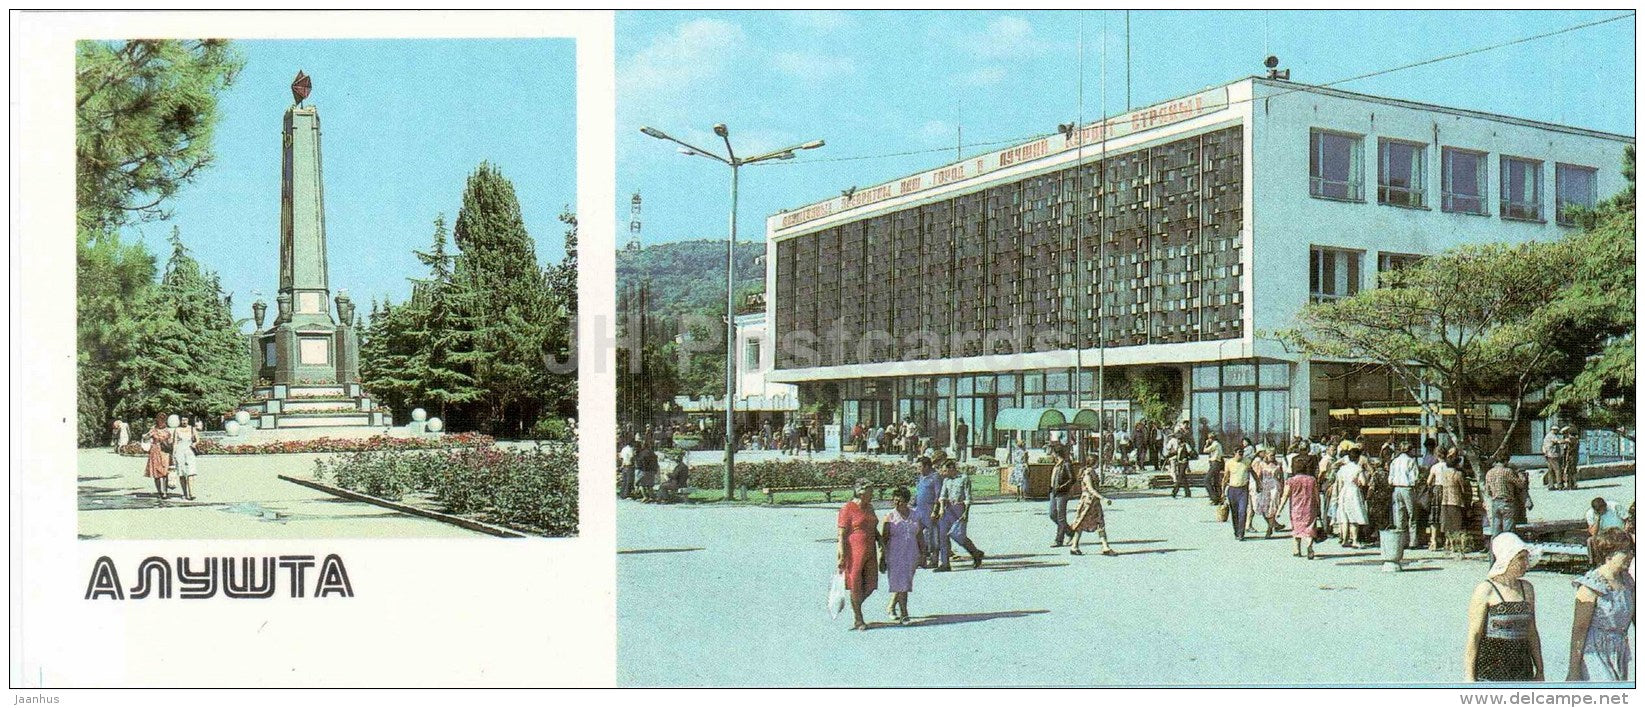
[
  {"left": 954, "top": 419, "right": 970, "bottom": 463},
  {"left": 1048, "top": 446, "right": 1076, "bottom": 546}
]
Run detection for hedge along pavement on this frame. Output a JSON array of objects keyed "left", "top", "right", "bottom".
[
  {"left": 313, "top": 442, "right": 578, "bottom": 537},
  {"left": 115, "top": 432, "right": 495, "bottom": 456}
]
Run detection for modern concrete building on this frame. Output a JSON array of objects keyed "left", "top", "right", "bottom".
[{"left": 758, "top": 76, "right": 1632, "bottom": 454}]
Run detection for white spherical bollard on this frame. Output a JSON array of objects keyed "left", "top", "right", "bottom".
[
  {"left": 412, "top": 408, "right": 428, "bottom": 422},
  {"left": 234, "top": 410, "right": 251, "bottom": 426},
  {"left": 167, "top": 414, "right": 180, "bottom": 428},
  {"left": 426, "top": 417, "right": 444, "bottom": 433},
  {"left": 224, "top": 420, "right": 241, "bottom": 436}
]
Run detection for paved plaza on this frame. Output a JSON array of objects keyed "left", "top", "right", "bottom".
[
  {"left": 617, "top": 474, "right": 1635, "bottom": 686},
  {"left": 77, "top": 448, "right": 483, "bottom": 539}
]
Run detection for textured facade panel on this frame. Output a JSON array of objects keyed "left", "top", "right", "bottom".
[{"left": 773, "top": 125, "right": 1245, "bottom": 370}]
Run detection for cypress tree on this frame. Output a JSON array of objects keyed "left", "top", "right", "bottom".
[{"left": 449, "top": 162, "right": 552, "bottom": 435}]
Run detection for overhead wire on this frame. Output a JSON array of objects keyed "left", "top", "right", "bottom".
[{"left": 754, "top": 11, "right": 1632, "bottom": 171}]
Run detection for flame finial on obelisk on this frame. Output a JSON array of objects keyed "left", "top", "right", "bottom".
[{"left": 291, "top": 70, "right": 312, "bottom": 106}]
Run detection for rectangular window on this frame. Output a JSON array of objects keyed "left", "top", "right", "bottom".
[
  {"left": 1309, "top": 247, "right": 1361, "bottom": 302},
  {"left": 743, "top": 339, "right": 760, "bottom": 370},
  {"left": 1377, "top": 252, "right": 1422, "bottom": 272},
  {"left": 1222, "top": 363, "right": 1256, "bottom": 388},
  {"left": 1192, "top": 365, "right": 1220, "bottom": 391},
  {"left": 1555, "top": 163, "right": 1598, "bottom": 226},
  {"left": 1378, "top": 139, "right": 1426, "bottom": 208},
  {"left": 1310, "top": 129, "right": 1364, "bottom": 201},
  {"left": 1500, "top": 156, "right": 1543, "bottom": 222},
  {"left": 1442, "top": 147, "right": 1488, "bottom": 214}
]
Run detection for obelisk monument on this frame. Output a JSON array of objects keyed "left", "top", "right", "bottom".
[{"left": 253, "top": 71, "right": 361, "bottom": 389}]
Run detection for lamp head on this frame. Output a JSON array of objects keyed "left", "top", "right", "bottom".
[
  {"left": 713, "top": 123, "right": 729, "bottom": 138},
  {"left": 798, "top": 139, "right": 825, "bottom": 150},
  {"left": 640, "top": 126, "right": 668, "bottom": 139}
]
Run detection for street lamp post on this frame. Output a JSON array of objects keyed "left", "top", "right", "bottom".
[{"left": 640, "top": 124, "right": 824, "bottom": 500}]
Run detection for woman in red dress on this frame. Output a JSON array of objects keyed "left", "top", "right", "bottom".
[
  {"left": 836, "top": 479, "right": 880, "bottom": 631},
  {"left": 143, "top": 413, "right": 174, "bottom": 503}
]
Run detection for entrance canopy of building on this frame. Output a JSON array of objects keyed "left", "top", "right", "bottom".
[{"left": 993, "top": 407, "right": 1101, "bottom": 431}]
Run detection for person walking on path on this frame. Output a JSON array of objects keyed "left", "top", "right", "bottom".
[
  {"left": 879, "top": 486, "right": 925, "bottom": 625},
  {"left": 617, "top": 441, "right": 636, "bottom": 499},
  {"left": 111, "top": 418, "right": 130, "bottom": 451},
  {"left": 1224, "top": 453, "right": 1255, "bottom": 541},
  {"left": 1389, "top": 441, "right": 1420, "bottom": 546},
  {"left": 1428, "top": 453, "right": 1470, "bottom": 557},
  {"left": 1484, "top": 458, "right": 1530, "bottom": 537},
  {"left": 1068, "top": 462, "right": 1116, "bottom": 556},
  {"left": 913, "top": 456, "right": 942, "bottom": 569},
  {"left": 1202, "top": 435, "right": 1225, "bottom": 505},
  {"left": 1278, "top": 449, "right": 1320, "bottom": 560},
  {"left": 1008, "top": 438, "right": 1028, "bottom": 502},
  {"left": 1464, "top": 533, "right": 1545, "bottom": 682},
  {"left": 172, "top": 415, "right": 200, "bottom": 501},
  {"left": 1562, "top": 426, "right": 1582, "bottom": 491},
  {"left": 835, "top": 479, "right": 880, "bottom": 631},
  {"left": 142, "top": 414, "right": 174, "bottom": 503},
  {"left": 1166, "top": 432, "right": 1193, "bottom": 498},
  {"left": 935, "top": 460, "right": 984, "bottom": 571},
  {"left": 1048, "top": 448, "right": 1076, "bottom": 548},
  {"left": 1251, "top": 448, "right": 1285, "bottom": 538},
  {"left": 1542, "top": 427, "right": 1566, "bottom": 490},
  {"left": 635, "top": 442, "right": 660, "bottom": 502},
  {"left": 1332, "top": 448, "right": 1369, "bottom": 548},
  {"left": 1567, "top": 528, "right": 1635, "bottom": 681}
]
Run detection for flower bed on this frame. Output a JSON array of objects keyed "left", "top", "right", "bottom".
[
  {"left": 116, "top": 432, "right": 494, "bottom": 456},
  {"left": 689, "top": 458, "right": 918, "bottom": 492},
  {"left": 315, "top": 443, "right": 578, "bottom": 536}
]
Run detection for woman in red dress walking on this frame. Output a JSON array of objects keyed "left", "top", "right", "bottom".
[
  {"left": 143, "top": 413, "right": 174, "bottom": 503},
  {"left": 836, "top": 479, "right": 880, "bottom": 631}
]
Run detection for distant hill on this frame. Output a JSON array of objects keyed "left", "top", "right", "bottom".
[{"left": 616, "top": 239, "right": 764, "bottom": 321}]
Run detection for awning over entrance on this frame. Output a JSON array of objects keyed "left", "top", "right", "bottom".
[{"left": 993, "top": 407, "right": 1101, "bottom": 431}]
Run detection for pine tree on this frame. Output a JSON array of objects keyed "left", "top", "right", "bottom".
[{"left": 109, "top": 228, "right": 252, "bottom": 426}]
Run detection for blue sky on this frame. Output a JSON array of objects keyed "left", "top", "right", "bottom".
[
  {"left": 119, "top": 38, "right": 577, "bottom": 317},
  {"left": 617, "top": 10, "right": 1635, "bottom": 246}
]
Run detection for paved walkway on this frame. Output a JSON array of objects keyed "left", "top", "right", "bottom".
[
  {"left": 77, "top": 448, "right": 483, "bottom": 539},
  {"left": 617, "top": 476, "right": 1635, "bottom": 686}
]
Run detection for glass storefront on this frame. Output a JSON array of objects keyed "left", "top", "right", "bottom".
[
  {"left": 837, "top": 366, "right": 1172, "bottom": 452},
  {"left": 1190, "top": 359, "right": 1292, "bottom": 449}
]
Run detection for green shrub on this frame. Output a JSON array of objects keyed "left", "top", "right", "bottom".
[
  {"left": 687, "top": 458, "right": 918, "bottom": 491},
  {"left": 316, "top": 442, "right": 578, "bottom": 536},
  {"left": 531, "top": 417, "right": 574, "bottom": 442}
]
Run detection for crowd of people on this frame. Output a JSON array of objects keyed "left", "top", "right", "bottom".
[
  {"left": 114, "top": 413, "right": 204, "bottom": 503},
  {"left": 615, "top": 437, "right": 691, "bottom": 503},
  {"left": 822, "top": 424, "right": 1633, "bottom": 682}
]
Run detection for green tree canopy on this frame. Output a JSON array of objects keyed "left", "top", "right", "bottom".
[
  {"left": 76, "top": 39, "right": 242, "bottom": 445},
  {"left": 76, "top": 39, "right": 243, "bottom": 235}
]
